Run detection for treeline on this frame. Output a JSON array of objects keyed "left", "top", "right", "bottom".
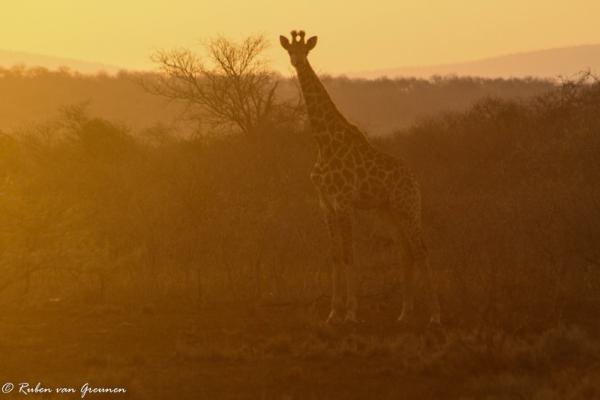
[
  {"left": 1, "top": 76, "right": 599, "bottom": 332},
  {"left": 0, "top": 66, "right": 553, "bottom": 135}
]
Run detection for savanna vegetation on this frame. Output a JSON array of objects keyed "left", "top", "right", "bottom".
[{"left": 1, "top": 46, "right": 599, "bottom": 398}]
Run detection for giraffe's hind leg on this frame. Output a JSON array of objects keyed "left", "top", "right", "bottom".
[
  {"left": 412, "top": 236, "right": 441, "bottom": 325},
  {"left": 391, "top": 213, "right": 441, "bottom": 325},
  {"left": 394, "top": 226, "right": 416, "bottom": 324},
  {"left": 337, "top": 211, "right": 358, "bottom": 323}
]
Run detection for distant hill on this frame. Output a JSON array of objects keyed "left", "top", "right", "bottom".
[
  {"left": 0, "top": 49, "right": 122, "bottom": 74},
  {"left": 5, "top": 44, "right": 599, "bottom": 80},
  {"left": 352, "top": 44, "right": 600, "bottom": 79}
]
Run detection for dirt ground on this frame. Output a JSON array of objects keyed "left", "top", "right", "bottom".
[{"left": 0, "top": 299, "right": 598, "bottom": 400}]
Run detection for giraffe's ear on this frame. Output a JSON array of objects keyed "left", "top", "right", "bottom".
[
  {"left": 306, "top": 36, "right": 318, "bottom": 51},
  {"left": 279, "top": 35, "right": 291, "bottom": 50}
]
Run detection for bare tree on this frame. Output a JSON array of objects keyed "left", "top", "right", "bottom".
[{"left": 147, "top": 34, "right": 281, "bottom": 135}]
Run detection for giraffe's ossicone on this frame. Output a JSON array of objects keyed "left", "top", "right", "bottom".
[{"left": 280, "top": 30, "right": 441, "bottom": 325}]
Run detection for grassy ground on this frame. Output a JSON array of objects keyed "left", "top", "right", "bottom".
[{"left": 1, "top": 299, "right": 598, "bottom": 400}]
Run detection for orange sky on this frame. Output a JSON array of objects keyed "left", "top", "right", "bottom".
[{"left": 2, "top": 0, "right": 600, "bottom": 74}]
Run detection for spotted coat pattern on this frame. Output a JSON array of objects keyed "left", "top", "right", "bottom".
[{"left": 280, "top": 31, "right": 440, "bottom": 324}]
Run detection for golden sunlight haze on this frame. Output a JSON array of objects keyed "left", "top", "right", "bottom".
[{"left": 1, "top": 0, "right": 600, "bottom": 73}]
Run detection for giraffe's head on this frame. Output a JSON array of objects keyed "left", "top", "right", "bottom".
[{"left": 279, "top": 30, "right": 317, "bottom": 68}]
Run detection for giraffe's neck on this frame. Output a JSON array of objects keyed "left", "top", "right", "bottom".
[
  {"left": 295, "top": 60, "right": 351, "bottom": 134},
  {"left": 295, "top": 60, "right": 371, "bottom": 155}
]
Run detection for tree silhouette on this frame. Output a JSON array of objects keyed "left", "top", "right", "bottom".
[{"left": 148, "top": 34, "right": 281, "bottom": 135}]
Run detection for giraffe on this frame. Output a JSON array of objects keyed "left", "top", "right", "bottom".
[{"left": 280, "top": 30, "right": 441, "bottom": 325}]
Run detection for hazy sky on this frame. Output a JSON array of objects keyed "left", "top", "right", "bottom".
[{"left": 2, "top": 0, "right": 600, "bottom": 74}]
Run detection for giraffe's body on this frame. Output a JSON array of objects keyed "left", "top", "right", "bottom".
[{"left": 281, "top": 31, "right": 440, "bottom": 324}]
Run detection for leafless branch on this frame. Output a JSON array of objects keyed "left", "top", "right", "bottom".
[{"left": 145, "top": 34, "right": 288, "bottom": 135}]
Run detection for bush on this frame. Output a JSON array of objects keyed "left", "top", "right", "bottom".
[{"left": 1, "top": 77, "right": 599, "bottom": 334}]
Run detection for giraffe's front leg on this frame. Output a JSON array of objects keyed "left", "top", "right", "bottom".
[
  {"left": 337, "top": 211, "right": 359, "bottom": 323},
  {"left": 323, "top": 205, "right": 344, "bottom": 324}
]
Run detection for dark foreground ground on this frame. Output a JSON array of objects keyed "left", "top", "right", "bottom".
[{"left": 0, "top": 299, "right": 598, "bottom": 400}]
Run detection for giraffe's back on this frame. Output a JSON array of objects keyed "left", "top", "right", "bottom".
[{"left": 311, "top": 136, "right": 419, "bottom": 212}]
